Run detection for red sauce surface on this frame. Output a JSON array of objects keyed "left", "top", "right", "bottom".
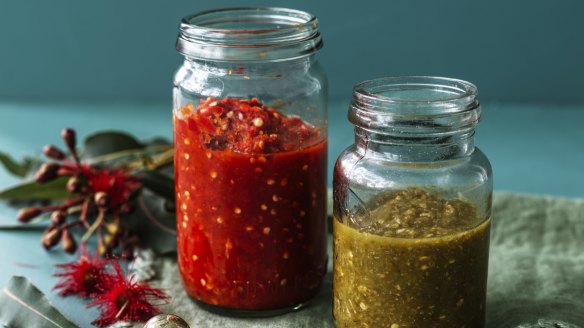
[{"left": 174, "top": 97, "right": 327, "bottom": 310}]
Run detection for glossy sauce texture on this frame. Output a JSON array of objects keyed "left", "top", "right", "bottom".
[{"left": 174, "top": 97, "right": 327, "bottom": 309}]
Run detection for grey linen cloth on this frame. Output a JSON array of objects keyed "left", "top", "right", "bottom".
[{"left": 145, "top": 192, "right": 584, "bottom": 328}]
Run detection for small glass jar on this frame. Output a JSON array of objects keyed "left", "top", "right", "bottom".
[
  {"left": 172, "top": 8, "right": 328, "bottom": 316},
  {"left": 333, "top": 77, "right": 492, "bottom": 327}
]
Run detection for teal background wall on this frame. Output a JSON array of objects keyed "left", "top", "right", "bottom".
[
  {"left": 1, "top": 1, "right": 584, "bottom": 198},
  {"left": 1, "top": 0, "right": 583, "bottom": 103}
]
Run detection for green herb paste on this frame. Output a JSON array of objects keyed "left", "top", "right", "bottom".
[{"left": 333, "top": 188, "right": 490, "bottom": 328}]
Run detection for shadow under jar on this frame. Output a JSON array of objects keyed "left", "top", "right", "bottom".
[
  {"left": 173, "top": 8, "right": 328, "bottom": 317},
  {"left": 333, "top": 77, "right": 492, "bottom": 328}
]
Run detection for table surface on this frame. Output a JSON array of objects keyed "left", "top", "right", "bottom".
[{"left": 0, "top": 100, "right": 583, "bottom": 327}]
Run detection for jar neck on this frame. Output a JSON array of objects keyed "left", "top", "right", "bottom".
[
  {"left": 354, "top": 127, "right": 475, "bottom": 162},
  {"left": 176, "top": 8, "right": 322, "bottom": 61},
  {"left": 183, "top": 54, "right": 315, "bottom": 74},
  {"left": 349, "top": 76, "right": 481, "bottom": 162}
]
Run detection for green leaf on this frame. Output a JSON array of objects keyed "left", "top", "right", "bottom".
[
  {"left": 127, "top": 192, "right": 176, "bottom": 255},
  {"left": 0, "top": 152, "right": 38, "bottom": 178},
  {"left": 82, "top": 131, "right": 144, "bottom": 159},
  {"left": 0, "top": 176, "right": 70, "bottom": 200},
  {"left": 140, "top": 170, "right": 175, "bottom": 202},
  {"left": 0, "top": 276, "right": 79, "bottom": 328},
  {"left": 145, "top": 137, "right": 172, "bottom": 147},
  {"left": 89, "top": 145, "right": 172, "bottom": 165}
]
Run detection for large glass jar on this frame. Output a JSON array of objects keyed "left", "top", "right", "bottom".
[
  {"left": 333, "top": 77, "right": 492, "bottom": 327},
  {"left": 172, "top": 8, "right": 328, "bottom": 316}
]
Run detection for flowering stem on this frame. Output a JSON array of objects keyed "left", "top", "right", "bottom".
[
  {"left": 90, "top": 145, "right": 172, "bottom": 164},
  {"left": 82, "top": 209, "right": 105, "bottom": 243},
  {"left": 148, "top": 148, "right": 174, "bottom": 170},
  {"left": 115, "top": 300, "right": 129, "bottom": 319},
  {"left": 38, "top": 205, "right": 62, "bottom": 213},
  {"left": 64, "top": 197, "right": 85, "bottom": 207},
  {"left": 39, "top": 199, "right": 83, "bottom": 213},
  {"left": 57, "top": 163, "right": 77, "bottom": 174},
  {"left": 68, "top": 149, "right": 81, "bottom": 169},
  {"left": 63, "top": 220, "right": 83, "bottom": 230},
  {"left": 39, "top": 198, "right": 85, "bottom": 214},
  {"left": 126, "top": 148, "right": 174, "bottom": 170},
  {"left": 79, "top": 198, "right": 91, "bottom": 229}
]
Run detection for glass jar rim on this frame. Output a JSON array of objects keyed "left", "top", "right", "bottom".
[
  {"left": 350, "top": 76, "right": 481, "bottom": 134},
  {"left": 176, "top": 7, "right": 323, "bottom": 61},
  {"left": 354, "top": 76, "right": 478, "bottom": 107}
]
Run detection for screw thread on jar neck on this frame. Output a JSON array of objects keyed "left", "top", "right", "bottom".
[
  {"left": 349, "top": 76, "right": 481, "bottom": 162},
  {"left": 176, "top": 7, "right": 322, "bottom": 62}
]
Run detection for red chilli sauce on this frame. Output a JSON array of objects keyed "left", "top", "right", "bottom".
[{"left": 174, "top": 97, "right": 328, "bottom": 310}]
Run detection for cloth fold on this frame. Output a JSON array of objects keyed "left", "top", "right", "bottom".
[
  {"left": 486, "top": 193, "right": 584, "bottom": 328},
  {"left": 146, "top": 192, "right": 584, "bottom": 328}
]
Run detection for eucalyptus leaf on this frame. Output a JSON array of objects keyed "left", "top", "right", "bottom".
[
  {"left": 127, "top": 192, "right": 176, "bottom": 255},
  {"left": 140, "top": 171, "right": 175, "bottom": 202},
  {"left": 0, "top": 276, "right": 79, "bottom": 328},
  {"left": 0, "top": 152, "right": 38, "bottom": 178},
  {"left": 90, "top": 145, "right": 171, "bottom": 166},
  {"left": 83, "top": 131, "right": 144, "bottom": 159},
  {"left": 145, "top": 137, "right": 172, "bottom": 147},
  {"left": 0, "top": 176, "right": 70, "bottom": 200}
]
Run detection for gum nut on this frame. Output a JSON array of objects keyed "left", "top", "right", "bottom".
[{"left": 144, "top": 314, "right": 190, "bottom": 328}]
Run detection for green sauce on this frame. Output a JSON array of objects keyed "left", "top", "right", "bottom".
[{"left": 333, "top": 189, "right": 490, "bottom": 328}]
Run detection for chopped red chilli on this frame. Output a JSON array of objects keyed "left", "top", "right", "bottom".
[
  {"left": 174, "top": 97, "right": 327, "bottom": 310},
  {"left": 179, "top": 97, "right": 321, "bottom": 153}
]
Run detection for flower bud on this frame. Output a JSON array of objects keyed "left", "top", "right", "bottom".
[
  {"left": 34, "top": 162, "right": 61, "bottom": 183},
  {"left": 98, "top": 239, "right": 108, "bottom": 257},
  {"left": 105, "top": 221, "right": 120, "bottom": 236},
  {"left": 50, "top": 210, "right": 67, "bottom": 225},
  {"left": 61, "top": 128, "right": 76, "bottom": 150},
  {"left": 17, "top": 207, "right": 42, "bottom": 223},
  {"left": 61, "top": 229, "right": 77, "bottom": 254},
  {"left": 94, "top": 192, "right": 109, "bottom": 208},
  {"left": 66, "top": 175, "right": 87, "bottom": 194},
  {"left": 42, "top": 145, "right": 66, "bottom": 160},
  {"left": 104, "top": 232, "right": 119, "bottom": 249},
  {"left": 42, "top": 226, "right": 62, "bottom": 250}
]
